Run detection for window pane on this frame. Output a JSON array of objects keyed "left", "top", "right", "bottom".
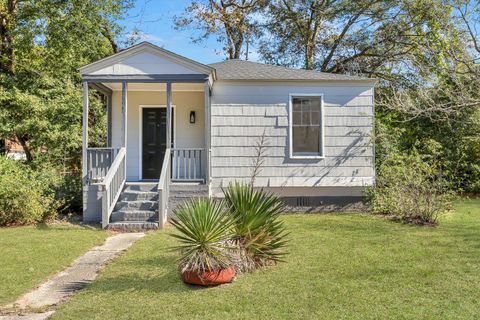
[
  {"left": 310, "top": 111, "right": 320, "bottom": 125},
  {"left": 293, "top": 98, "right": 302, "bottom": 112},
  {"left": 293, "top": 127, "right": 320, "bottom": 153},
  {"left": 293, "top": 111, "right": 301, "bottom": 124},
  {"left": 301, "top": 111, "right": 310, "bottom": 125},
  {"left": 301, "top": 99, "right": 310, "bottom": 111},
  {"left": 310, "top": 98, "right": 321, "bottom": 111}
]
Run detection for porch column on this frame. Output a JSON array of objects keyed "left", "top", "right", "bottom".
[
  {"left": 107, "top": 93, "right": 112, "bottom": 147},
  {"left": 166, "top": 82, "right": 172, "bottom": 147},
  {"left": 121, "top": 81, "right": 128, "bottom": 148},
  {"left": 82, "top": 81, "right": 89, "bottom": 185},
  {"left": 204, "top": 81, "right": 210, "bottom": 184}
]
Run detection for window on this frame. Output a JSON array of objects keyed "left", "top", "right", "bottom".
[{"left": 289, "top": 95, "right": 323, "bottom": 158}]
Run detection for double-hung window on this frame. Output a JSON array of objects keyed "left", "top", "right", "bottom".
[{"left": 289, "top": 94, "right": 324, "bottom": 158}]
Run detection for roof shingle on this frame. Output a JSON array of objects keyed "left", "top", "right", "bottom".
[{"left": 208, "top": 59, "right": 372, "bottom": 81}]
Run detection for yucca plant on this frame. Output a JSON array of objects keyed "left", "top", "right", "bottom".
[
  {"left": 170, "top": 198, "right": 234, "bottom": 273},
  {"left": 224, "top": 182, "right": 289, "bottom": 272}
]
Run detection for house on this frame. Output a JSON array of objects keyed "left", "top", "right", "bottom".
[
  {"left": 79, "top": 42, "right": 375, "bottom": 230},
  {"left": 4, "top": 139, "right": 27, "bottom": 161}
]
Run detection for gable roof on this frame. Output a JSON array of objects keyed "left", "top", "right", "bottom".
[
  {"left": 79, "top": 42, "right": 216, "bottom": 77},
  {"left": 208, "top": 59, "right": 373, "bottom": 82},
  {"left": 80, "top": 42, "right": 373, "bottom": 83}
]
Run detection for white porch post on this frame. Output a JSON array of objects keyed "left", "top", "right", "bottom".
[
  {"left": 82, "top": 81, "right": 89, "bottom": 185},
  {"left": 204, "top": 81, "right": 210, "bottom": 185},
  {"left": 121, "top": 81, "right": 128, "bottom": 180},
  {"left": 121, "top": 81, "right": 128, "bottom": 148},
  {"left": 166, "top": 82, "right": 172, "bottom": 148},
  {"left": 107, "top": 93, "right": 112, "bottom": 147}
]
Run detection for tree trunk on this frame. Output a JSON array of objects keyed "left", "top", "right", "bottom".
[
  {"left": 233, "top": 34, "right": 243, "bottom": 59},
  {"left": 0, "top": 0, "right": 17, "bottom": 74},
  {"left": 0, "top": 139, "right": 5, "bottom": 155},
  {"left": 16, "top": 135, "right": 33, "bottom": 162},
  {"left": 305, "top": 38, "right": 316, "bottom": 70},
  {"left": 101, "top": 25, "right": 119, "bottom": 53}
]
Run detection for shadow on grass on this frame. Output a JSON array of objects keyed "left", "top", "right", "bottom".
[
  {"left": 34, "top": 221, "right": 102, "bottom": 231},
  {"left": 92, "top": 251, "right": 220, "bottom": 294}
]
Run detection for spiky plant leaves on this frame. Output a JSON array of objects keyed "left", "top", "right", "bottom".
[
  {"left": 170, "top": 198, "right": 235, "bottom": 273},
  {"left": 224, "top": 182, "right": 289, "bottom": 272}
]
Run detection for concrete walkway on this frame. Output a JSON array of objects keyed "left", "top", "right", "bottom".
[{"left": 1, "top": 232, "right": 145, "bottom": 319}]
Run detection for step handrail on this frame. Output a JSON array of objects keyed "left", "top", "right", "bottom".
[
  {"left": 100, "top": 147, "right": 126, "bottom": 229},
  {"left": 157, "top": 148, "right": 171, "bottom": 229}
]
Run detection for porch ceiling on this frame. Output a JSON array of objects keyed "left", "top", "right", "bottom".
[{"left": 103, "top": 82, "right": 205, "bottom": 92}]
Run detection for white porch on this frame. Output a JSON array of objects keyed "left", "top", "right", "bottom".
[
  {"left": 79, "top": 42, "right": 215, "bottom": 229},
  {"left": 86, "top": 83, "right": 209, "bottom": 183}
]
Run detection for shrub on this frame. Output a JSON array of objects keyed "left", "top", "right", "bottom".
[
  {"left": 30, "top": 155, "right": 82, "bottom": 214},
  {"left": 224, "top": 182, "right": 288, "bottom": 272},
  {"left": 0, "top": 157, "right": 58, "bottom": 226},
  {"left": 54, "top": 174, "right": 82, "bottom": 213},
  {"left": 366, "top": 152, "right": 452, "bottom": 225},
  {"left": 170, "top": 198, "right": 235, "bottom": 273}
]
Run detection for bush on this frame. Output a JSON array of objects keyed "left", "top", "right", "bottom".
[
  {"left": 57, "top": 174, "right": 82, "bottom": 213},
  {"left": 366, "top": 152, "right": 452, "bottom": 225},
  {"left": 0, "top": 157, "right": 58, "bottom": 226},
  {"left": 170, "top": 198, "right": 235, "bottom": 273},
  {"left": 30, "top": 155, "right": 83, "bottom": 214},
  {"left": 170, "top": 183, "right": 289, "bottom": 278},
  {"left": 224, "top": 182, "right": 288, "bottom": 272}
]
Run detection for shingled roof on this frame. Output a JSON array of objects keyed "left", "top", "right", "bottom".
[{"left": 208, "top": 59, "right": 372, "bottom": 81}]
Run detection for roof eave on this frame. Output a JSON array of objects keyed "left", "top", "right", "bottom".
[{"left": 214, "top": 78, "right": 377, "bottom": 83}]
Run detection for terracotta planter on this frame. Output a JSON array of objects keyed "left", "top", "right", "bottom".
[{"left": 181, "top": 267, "right": 236, "bottom": 286}]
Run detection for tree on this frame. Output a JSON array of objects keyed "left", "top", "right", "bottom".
[
  {"left": 455, "top": 0, "right": 480, "bottom": 60},
  {"left": 0, "top": 0, "right": 132, "bottom": 164},
  {"left": 174, "top": 0, "right": 266, "bottom": 59},
  {"left": 259, "top": 0, "right": 452, "bottom": 79},
  {"left": 375, "top": 2, "right": 480, "bottom": 192}
]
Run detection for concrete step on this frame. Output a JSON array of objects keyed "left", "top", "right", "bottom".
[
  {"left": 170, "top": 185, "right": 208, "bottom": 198},
  {"left": 114, "top": 200, "right": 157, "bottom": 211},
  {"left": 123, "top": 183, "right": 157, "bottom": 192},
  {"left": 108, "top": 183, "right": 161, "bottom": 231},
  {"left": 111, "top": 210, "right": 158, "bottom": 222},
  {"left": 107, "top": 221, "right": 159, "bottom": 232},
  {"left": 168, "top": 199, "right": 192, "bottom": 217},
  {"left": 170, "top": 184, "right": 208, "bottom": 192},
  {"left": 168, "top": 183, "right": 209, "bottom": 217},
  {"left": 119, "top": 191, "right": 158, "bottom": 202}
]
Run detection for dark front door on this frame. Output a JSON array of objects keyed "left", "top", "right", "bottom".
[{"left": 142, "top": 108, "right": 173, "bottom": 180}]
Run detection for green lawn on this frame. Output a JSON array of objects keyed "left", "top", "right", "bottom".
[
  {"left": 0, "top": 223, "right": 107, "bottom": 305},
  {"left": 53, "top": 199, "right": 480, "bottom": 320}
]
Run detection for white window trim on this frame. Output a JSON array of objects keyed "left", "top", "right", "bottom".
[
  {"left": 288, "top": 93, "right": 325, "bottom": 160},
  {"left": 138, "top": 105, "right": 177, "bottom": 180}
]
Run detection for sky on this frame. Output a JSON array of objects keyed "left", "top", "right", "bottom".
[{"left": 119, "top": 0, "right": 260, "bottom": 64}]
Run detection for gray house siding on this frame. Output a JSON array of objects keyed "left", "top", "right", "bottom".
[
  {"left": 210, "top": 81, "right": 375, "bottom": 199},
  {"left": 82, "top": 185, "right": 102, "bottom": 222}
]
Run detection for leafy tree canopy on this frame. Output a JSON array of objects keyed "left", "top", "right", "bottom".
[{"left": 0, "top": 0, "right": 133, "bottom": 164}]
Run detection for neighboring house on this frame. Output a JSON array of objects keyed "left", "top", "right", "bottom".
[
  {"left": 80, "top": 42, "right": 375, "bottom": 230},
  {"left": 5, "top": 139, "right": 27, "bottom": 161}
]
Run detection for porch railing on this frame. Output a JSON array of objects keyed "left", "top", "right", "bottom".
[
  {"left": 158, "top": 148, "right": 171, "bottom": 229},
  {"left": 172, "top": 148, "right": 205, "bottom": 181},
  {"left": 86, "top": 147, "right": 120, "bottom": 182},
  {"left": 99, "top": 148, "right": 126, "bottom": 228}
]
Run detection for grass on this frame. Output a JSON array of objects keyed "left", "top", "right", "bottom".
[
  {"left": 52, "top": 199, "right": 480, "bottom": 319},
  {"left": 0, "top": 222, "right": 107, "bottom": 305}
]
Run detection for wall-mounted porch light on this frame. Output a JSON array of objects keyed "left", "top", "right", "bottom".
[{"left": 190, "top": 111, "right": 196, "bottom": 124}]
